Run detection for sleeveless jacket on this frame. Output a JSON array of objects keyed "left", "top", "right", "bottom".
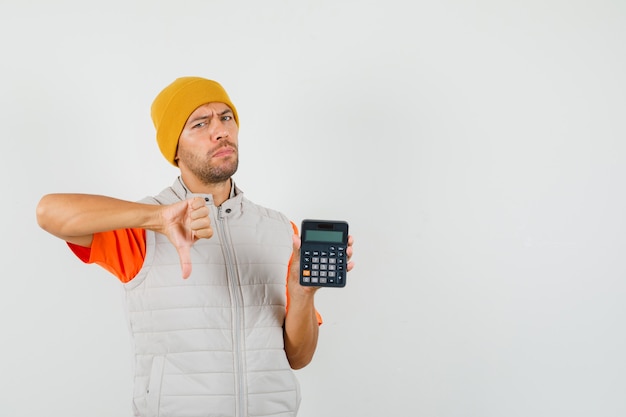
[{"left": 124, "top": 177, "right": 300, "bottom": 417}]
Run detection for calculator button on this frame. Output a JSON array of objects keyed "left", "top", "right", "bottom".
[{"left": 301, "top": 238, "right": 348, "bottom": 286}]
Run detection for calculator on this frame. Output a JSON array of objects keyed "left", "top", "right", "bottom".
[{"left": 299, "top": 219, "right": 349, "bottom": 287}]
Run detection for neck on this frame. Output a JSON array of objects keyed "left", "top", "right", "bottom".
[{"left": 180, "top": 174, "right": 232, "bottom": 206}]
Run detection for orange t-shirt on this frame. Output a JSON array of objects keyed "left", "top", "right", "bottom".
[
  {"left": 68, "top": 228, "right": 146, "bottom": 283},
  {"left": 67, "top": 227, "right": 321, "bottom": 323}
]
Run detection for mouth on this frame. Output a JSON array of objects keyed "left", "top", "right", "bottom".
[{"left": 212, "top": 146, "right": 236, "bottom": 158}]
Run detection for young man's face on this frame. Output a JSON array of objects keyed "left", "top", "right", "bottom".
[{"left": 176, "top": 102, "right": 239, "bottom": 184}]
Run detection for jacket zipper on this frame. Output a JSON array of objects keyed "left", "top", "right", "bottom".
[{"left": 217, "top": 205, "right": 246, "bottom": 417}]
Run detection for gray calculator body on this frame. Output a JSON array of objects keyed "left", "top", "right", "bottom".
[{"left": 299, "top": 219, "right": 349, "bottom": 287}]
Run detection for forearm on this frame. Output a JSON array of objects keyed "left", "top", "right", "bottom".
[
  {"left": 284, "top": 290, "right": 319, "bottom": 369},
  {"left": 36, "top": 193, "right": 162, "bottom": 244}
]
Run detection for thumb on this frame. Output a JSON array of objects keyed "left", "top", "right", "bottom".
[
  {"left": 176, "top": 243, "right": 193, "bottom": 279},
  {"left": 288, "top": 234, "right": 301, "bottom": 279},
  {"left": 291, "top": 233, "right": 301, "bottom": 262}
]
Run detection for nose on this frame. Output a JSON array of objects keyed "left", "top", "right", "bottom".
[{"left": 211, "top": 120, "right": 229, "bottom": 142}]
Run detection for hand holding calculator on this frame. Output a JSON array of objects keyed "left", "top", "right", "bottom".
[{"left": 299, "top": 219, "right": 349, "bottom": 288}]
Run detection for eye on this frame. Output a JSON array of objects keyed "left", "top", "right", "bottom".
[
  {"left": 221, "top": 115, "right": 232, "bottom": 122},
  {"left": 192, "top": 122, "right": 207, "bottom": 129}
]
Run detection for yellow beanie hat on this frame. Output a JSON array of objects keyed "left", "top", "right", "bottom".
[{"left": 151, "top": 77, "right": 239, "bottom": 166}]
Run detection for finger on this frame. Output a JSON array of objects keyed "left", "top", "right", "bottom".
[
  {"left": 346, "top": 235, "right": 354, "bottom": 260},
  {"left": 193, "top": 225, "right": 213, "bottom": 239},
  {"left": 190, "top": 203, "right": 212, "bottom": 239},
  {"left": 190, "top": 214, "right": 211, "bottom": 230},
  {"left": 190, "top": 205, "right": 209, "bottom": 220},
  {"left": 190, "top": 196, "right": 206, "bottom": 209},
  {"left": 190, "top": 213, "right": 212, "bottom": 239},
  {"left": 346, "top": 260, "right": 355, "bottom": 272},
  {"left": 345, "top": 235, "right": 354, "bottom": 272}
]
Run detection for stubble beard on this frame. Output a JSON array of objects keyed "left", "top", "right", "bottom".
[{"left": 178, "top": 145, "right": 239, "bottom": 185}]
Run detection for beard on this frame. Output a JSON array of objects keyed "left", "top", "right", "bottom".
[{"left": 177, "top": 144, "right": 239, "bottom": 185}]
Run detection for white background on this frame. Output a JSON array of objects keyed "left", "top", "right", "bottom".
[{"left": 2, "top": 1, "right": 626, "bottom": 416}]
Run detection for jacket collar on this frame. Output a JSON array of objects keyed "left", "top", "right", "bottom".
[{"left": 172, "top": 176, "right": 243, "bottom": 211}]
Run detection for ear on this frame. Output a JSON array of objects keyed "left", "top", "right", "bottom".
[{"left": 174, "top": 145, "right": 180, "bottom": 166}]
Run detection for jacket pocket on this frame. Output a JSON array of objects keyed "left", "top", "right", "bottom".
[{"left": 146, "top": 355, "right": 165, "bottom": 417}]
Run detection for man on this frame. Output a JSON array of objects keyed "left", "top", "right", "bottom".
[{"left": 36, "top": 76, "right": 354, "bottom": 417}]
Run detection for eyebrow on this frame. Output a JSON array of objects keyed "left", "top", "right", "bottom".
[{"left": 186, "top": 109, "right": 233, "bottom": 127}]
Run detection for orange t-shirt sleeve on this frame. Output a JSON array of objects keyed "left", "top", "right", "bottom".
[
  {"left": 286, "top": 221, "right": 323, "bottom": 325},
  {"left": 67, "top": 228, "right": 146, "bottom": 283}
]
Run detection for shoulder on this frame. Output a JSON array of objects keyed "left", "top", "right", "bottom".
[
  {"left": 242, "top": 196, "right": 291, "bottom": 225},
  {"left": 139, "top": 179, "right": 186, "bottom": 205}
]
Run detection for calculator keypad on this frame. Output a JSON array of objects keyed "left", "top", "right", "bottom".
[{"left": 300, "top": 244, "right": 347, "bottom": 287}]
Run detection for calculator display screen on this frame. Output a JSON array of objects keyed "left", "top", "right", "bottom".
[{"left": 304, "top": 229, "right": 344, "bottom": 243}]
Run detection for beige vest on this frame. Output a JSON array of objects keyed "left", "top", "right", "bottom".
[{"left": 125, "top": 178, "right": 300, "bottom": 417}]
